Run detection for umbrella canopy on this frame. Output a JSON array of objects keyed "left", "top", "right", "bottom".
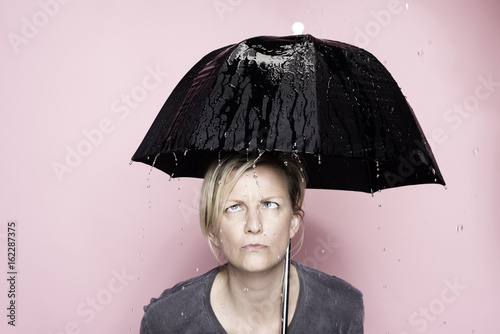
[{"left": 132, "top": 34, "right": 444, "bottom": 192}]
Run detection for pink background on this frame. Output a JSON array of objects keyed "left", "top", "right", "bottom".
[{"left": 1, "top": 0, "right": 499, "bottom": 333}]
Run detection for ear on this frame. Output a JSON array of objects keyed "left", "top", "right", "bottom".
[
  {"left": 208, "top": 230, "right": 220, "bottom": 248},
  {"left": 289, "top": 214, "right": 301, "bottom": 239}
]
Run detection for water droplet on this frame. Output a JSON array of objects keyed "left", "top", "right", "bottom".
[
  {"left": 321, "top": 249, "right": 325, "bottom": 254},
  {"left": 283, "top": 161, "right": 289, "bottom": 166},
  {"left": 181, "top": 312, "right": 184, "bottom": 316},
  {"left": 243, "top": 287, "right": 249, "bottom": 292},
  {"left": 472, "top": 148, "right": 479, "bottom": 156},
  {"left": 406, "top": 2, "right": 409, "bottom": 9},
  {"left": 195, "top": 267, "right": 199, "bottom": 272},
  {"left": 456, "top": 225, "right": 464, "bottom": 232},
  {"left": 382, "top": 247, "right": 386, "bottom": 252},
  {"left": 378, "top": 204, "right": 382, "bottom": 207}
]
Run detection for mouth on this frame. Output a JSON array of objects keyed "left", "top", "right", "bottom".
[{"left": 242, "top": 244, "right": 268, "bottom": 251}]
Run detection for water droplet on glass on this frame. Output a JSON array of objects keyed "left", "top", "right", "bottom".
[
  {"left": 243, "top": 287, "right": 249, "bottom": 292},
  {"left": 472, "top": 148, "right": 479, "bottom": 156},
  {"left": 195, "top": 267, "right": 199, "bottom": 272},
  {"left": 321, "top": 249, "right": 325, "bottom": 254},
  {"left": 456, "top": 225, "right": 464, "bottom": 232},
  {"left": 378, "top": 204, "right": 382, "bottom": 207},
  {"left": 181, "top": 312, "right": 184, "bottom": 316}
]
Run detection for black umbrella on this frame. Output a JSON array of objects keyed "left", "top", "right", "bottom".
[
  {"left": 132, "top": 34, "right": 445, "bottom": 333},
  {"left": 132, "top": 34, "right": 444, "bottom": 193}
]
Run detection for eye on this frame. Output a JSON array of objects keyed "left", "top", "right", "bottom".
[
  {"left": 225, "top": 204, "right": 242, "bottom": 213},
  {"left": 261, "top": 201, "right": 278, "bottom": 209}
]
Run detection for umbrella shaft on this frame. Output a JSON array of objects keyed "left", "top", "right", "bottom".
[{"left": 281, "top": 242, "right": 290, "bottom": 334}]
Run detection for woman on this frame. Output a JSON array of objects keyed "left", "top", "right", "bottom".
[{"left": 140, "top": 152, "right": 364, "bottom": 333}]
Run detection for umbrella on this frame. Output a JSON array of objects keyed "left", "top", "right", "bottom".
[
  {"left": 131, "top": 34, "right": 445, "bottom": 193},
  {"left": 131, "top": 34, "right": 445, "bottom": 333}
]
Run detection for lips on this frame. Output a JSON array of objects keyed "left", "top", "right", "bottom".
[{"left": 242, "top": 244, "right": 268, "bottom": 251}]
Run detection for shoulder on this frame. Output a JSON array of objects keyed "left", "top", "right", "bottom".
[
  {"left": 294, "top": 261, "right": 363, "bottom": 317},
  {"left": 295, "top": 261, "right": 363, "bottom": 301},
  {"left": 140, "top": 267, "right": 220, "bottom": 333}
]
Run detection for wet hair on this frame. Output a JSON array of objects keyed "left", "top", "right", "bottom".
[{"left": 199, "top": 152, "right": 307, "bottom": 260}]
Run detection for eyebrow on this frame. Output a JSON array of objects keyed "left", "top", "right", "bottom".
[
  {"left": 225, "top": 195, "right": 285, "bottom": 203},
  {"left": 259, "top": 196, "right": 285, "bottom": 202}
]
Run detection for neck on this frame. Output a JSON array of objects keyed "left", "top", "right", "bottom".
[
  {"left": 225, "top": 260, "right": 286, "bottom": 305},
  {"left": 211, "top": 261, "right": 299, "bottom": 332}
]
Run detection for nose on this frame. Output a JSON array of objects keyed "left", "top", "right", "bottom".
[{"left": 245, "top": 208, "right": 262, "bottom": 234}]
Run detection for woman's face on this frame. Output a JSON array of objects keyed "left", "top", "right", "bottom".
[{"left": 210, "top": 164, "right": 300, "bottom": 273}]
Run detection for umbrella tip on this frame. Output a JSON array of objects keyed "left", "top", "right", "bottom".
[{"left": 291, "top": 22, "right": 305, "bottom": 35}]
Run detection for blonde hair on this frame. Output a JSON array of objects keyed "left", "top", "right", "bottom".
[{"left": 199, "top": 152, "right": 306, "bottom": 260}]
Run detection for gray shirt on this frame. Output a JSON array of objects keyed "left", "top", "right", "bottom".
[{"left": 140, "top": 261, "right": 364, "bottom": 333}]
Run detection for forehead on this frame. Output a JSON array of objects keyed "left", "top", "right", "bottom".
[{"left": 228, "top": 164, "right": 288, "bottom": 193}]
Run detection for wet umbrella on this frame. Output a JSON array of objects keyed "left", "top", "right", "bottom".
[
  {"left": 131, "top": 34, "right": 445, "bottom": 333},
  {"left": 132, "top": 34, "right": 444, "bottom": 192}
]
